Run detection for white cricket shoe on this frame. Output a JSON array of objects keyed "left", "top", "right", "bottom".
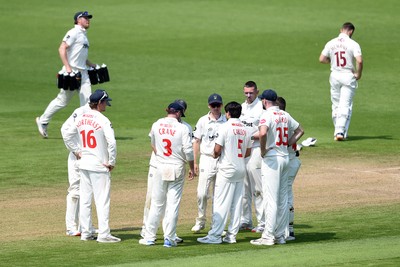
[
  {"left": 81, "top": 235, "right": 97, "bottom": 241},
  {"left": 197, "top": 235, "right": 222, "bottom": 244},
  {"left": 275, "top": 236, "right": 286, "bottom": 245},
  {"left": 66, "top": 230, "right": 81, "bottom": 236},
  {"left": 250, "top": 237, "right": 274, "bottom": 246},
  {"left": 191, "top": 223, "right": 205, "bottom": 233},
  {"left": 334, "top": 133, "right": 345, "bottom": 141},
  {"left": 97, "top": 235, "right": 121, "bottom": 243},
  {"left": 222, "top": 235, "right": 236, "bottom": 244},
  {"left": 139, "top": 238, "right": 155, "bottom": 246},
  {"left": 175, "top": 236, "right": 183, "bottom": 243},
  {"left": 251, "top": 226, "right": 265, "bottom": 233},
  {"left": 35, "top": 117, "right": 48, "bottom": 138},
  {"left": 163, "top": 238, "right": 177, "bottom": 248}
]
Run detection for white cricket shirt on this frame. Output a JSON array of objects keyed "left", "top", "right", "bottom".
[
  {"left": 193, "top": 113, "right": 227, "bottom": 156},
  {"left": 150, "top": 117, "right": 194, "bottom": 165},
  {"left": 215, "top": 118, "right": 251, "bottom": 182},
  {"left": 62, "top": 25, "right": 90, "bottom": 70},
  {"left": 259, "top": 106, "right": 299, "bottom": 157},
  {"left": 321, "top": 33, "right": 362, "bottom": 74},
  {"left": 64, "top": 109, "right": 117, "bottom": 172},
  {"left": 240, "top": 97, "right": 264, "bottom": 148}
]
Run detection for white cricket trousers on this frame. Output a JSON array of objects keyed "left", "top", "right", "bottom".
[
  {"left": 79, "top": 169, "right": 111, "bottom": 239},
  {"left": 261, "top": 155, "right": 289, "bottom": 240},
  {"left": 195, "top": 155, "right": 218, "bottom": 225},
  {"left": 329, "top": 71, "right": 357, "bottom": 136},
  {"left": 65, "top": 152, "right": 80, "bottom": 232},
  {"left": 142, "top": 165, "right": 157, "bottom": 229},
  {"left": 287, "top": 156, "right": 301, "bottom": 229},
  {"left": 208, "top": 177, "right": 244, "bottom": 239},
  {"left": 144, "top": 164, "right": 185, "bottom": 241},
  {"left": 241, "top": 146, "right": 264, "bottom": 227},
  {"left": 39, "top": 70, "right": 91, "bottom": 125}
]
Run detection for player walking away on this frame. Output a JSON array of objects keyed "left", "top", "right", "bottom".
[
  {"left": 36, "top": 11, "right": 98, "bottom": 138},
  {"left": 63, "top": 89, "right": 121, "bottom": 243},
  {"left": 139, "top": 103, "right": 195, "bottom": 247},
  {"left": 276, "top": 96, "right": 302, "bottom": 241},
  {"left": 239, "top": 81, "right": 265, "bottom": 233},
  {"left": 319, "top": 22, "right": 363, "bottom": 141},
  {"left": 140, "top": 99, "right": 192, "bottom": 244},
  {"left": 197, "top": 102, "right": 252, "bottom": 244},
  {"left": 250, "top": 89, "right": 304, "bottom": 246},
  {"left": 191, "top": 93, "right": 227, "bottom": 233}
]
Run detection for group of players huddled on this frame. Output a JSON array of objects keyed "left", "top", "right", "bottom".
[{"left": 35, "top": 11, "right": 361, "bottom": 246}]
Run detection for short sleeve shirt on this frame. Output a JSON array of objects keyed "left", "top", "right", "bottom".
[
  {"left": 62, "top": 25, "right": 90, "bottom": 70},
  {"left": 193, "top": 113, "right": 227, "bottom": 156},
  {"left": 321, "top": 33, "right": 362, "bottom": 73},
  {"left": 259, "top": 106, "right": 299, "bottom": 157}
]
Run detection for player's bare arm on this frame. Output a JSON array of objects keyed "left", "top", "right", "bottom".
[
  {"left": 58, "top": 42, "right": 72, "bottom": 73},
  {"left": 86, "top": 59, "right": 96, "bottom": 68},
  {"left": 259, "top": 125, "right": 268, "bottom": 157},
  {"left": 244, "top": 147, "right": 252, "bottom": 158},
  {"left": 193, "top": 138, "right": 200, "bottom": 174},
  {"left": 288, "top": 125, "right": 304, "bottom": 146},
  {"left": 354, "top": 55, "right": 363, "bottom": 80},
  {"left": 187, "top": 160, "right": 195, "bottom": 181},
  {"left": 213, "top": 143, "right": 222, "bottom": 159},
  {"left": 319, "top": 54, "right": 330, "bottom": 64},
  {"left": 103, "top": 163, "right": 114, "bottom": 172}
]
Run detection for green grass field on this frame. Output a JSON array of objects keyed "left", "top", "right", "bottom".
[{"left": 1, "top": 0, "right": 400, "bottom": 266}]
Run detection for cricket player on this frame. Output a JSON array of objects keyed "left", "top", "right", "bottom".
[
  {"left": 61, "top": 102, "right": 91, "bottom": 236},
  {"left": 63, "top": 89, "right": 120, "bottom": 243},
  {"left": 139, "top": 102, "right": 195, "bottom": 247},
  {"left": 250, "top": 89, "right": 304, "bottom": 246},
  {"left": 276, "top": 96, "right": 302, "bottom": 241},
  {"left": 197, "top": 102, "right": 251, "bottom": 244},
  {"left": 191, "top": 93, "right": 227, "bottom": 233},
  {"left": 319, "top": 22, "right": 363, "bottom": 141},
  {"left": 141, "top": 99, "right": 192, "bottom": 244},
  {"left": 239, "top": 81, "right": 265, "bottom": 232},
  {"left": 36, "top": 11, "right": 98, "bottom": 138}
]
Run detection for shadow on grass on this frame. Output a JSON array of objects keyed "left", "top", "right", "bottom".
[{"left": 348, "top": 135, "right": 393, "bottom": 141}]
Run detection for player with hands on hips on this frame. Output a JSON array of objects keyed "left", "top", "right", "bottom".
[
  {"left": 63, "top": 89, "right": 120, "bottom": 243},
  {"left": 197, "top": 102, "right": 252, "bottom": 244},
  {"left": 36, "top": 11, "right": 98, "bottom": 138},
  {"left": 250, "top": 89, "right": 304, "bottom": 246},
  {"left": 191, "top": 93, "right": 227, "bottom": 233},
  {"left": 139, "top": 102, "right": 195, "bottom": 247},
  {"left": 319, "top": 22, "right": 363, "bottom": 141},
  {"left": 239, "top": 81, "right": 265, "bottom": 233}
]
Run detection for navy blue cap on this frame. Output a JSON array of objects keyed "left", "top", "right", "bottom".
[
  {"left": 208, "top": 93, "right": 223, "bottom": 104},
  {"left": 74, "top": 11, "right": 93, "bottom": 21},
  {"left": 260, "top": 89, "right": 277, "bottom": 101},
  {"left": 89, "top": 89, "right": 112, "bottom": 106},
  {"left": 168, "top": 102, "right": 185, "bottom": 117}
]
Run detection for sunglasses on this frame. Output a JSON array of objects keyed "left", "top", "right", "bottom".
[
  {"left": 99, "top": 91, "right": 108, "bottom": 101},
  {"left": 210, "top": 103, "right": 222, "bottom": 108},
  {"left": 77, "top": 11, "right": 90, "bottom": 19}
]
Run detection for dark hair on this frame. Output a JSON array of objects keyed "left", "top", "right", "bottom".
[
  {"left": 342, "top": 22, "right": 355, "bottom": 31},
  {"left": 276, "top": 96, "right": 286, "bottom": 111},
  {"left": 244, "top": 81, "right": 257, "bottom": 90},
  {"left": 224, "top": 101, "right": 242, "bottom": 118}
]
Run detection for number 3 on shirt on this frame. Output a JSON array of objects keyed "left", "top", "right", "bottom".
[
  {"left": 276, "top": 127, "right": 288, "bottom": 146},
  {"left": 80, "top": 130, "right": 97, "bottom": 148},
  {"left": 162, "top": 138, "right": 172, "bottom": 156}
]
